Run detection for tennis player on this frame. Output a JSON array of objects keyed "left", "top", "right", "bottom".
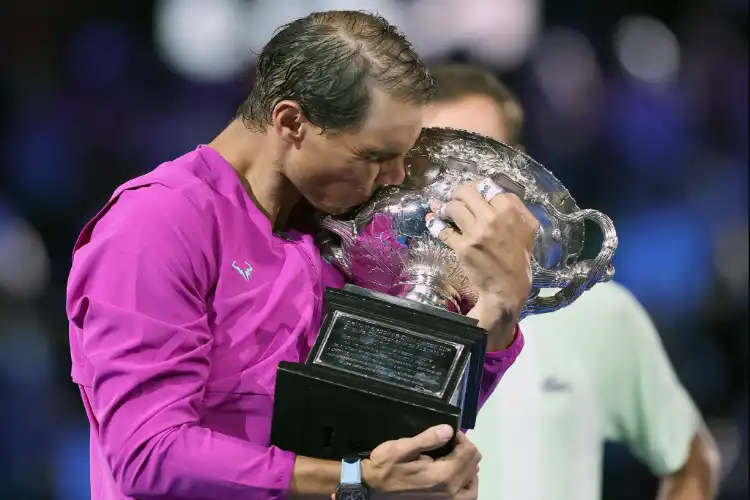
[
  {"left": 66, "top": 13, "right": 538, "bottom": 500},
  {"left": 426, "top": 63, "right": 721, "bottom": 500}
]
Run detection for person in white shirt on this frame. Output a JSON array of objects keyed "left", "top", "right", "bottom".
[{"left": 426, "top": 64, "right": 721, "bottom": 500}]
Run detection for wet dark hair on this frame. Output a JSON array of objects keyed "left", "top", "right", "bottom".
[{"left": 236, "top": 10, "right": 435, "bottom": 134}]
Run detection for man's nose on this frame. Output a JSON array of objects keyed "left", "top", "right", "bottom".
[{"left": 378, "top": 157, "right": 406, "bottom": 186}]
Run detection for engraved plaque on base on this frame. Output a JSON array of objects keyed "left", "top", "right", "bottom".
[{"left": 270, "top": 284, "right": 486, "bottom": 460}]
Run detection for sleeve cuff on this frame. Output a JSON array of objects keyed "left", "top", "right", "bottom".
[
  {"left": 475, "top": 326, "right": 525, "bottom": 412},
  {"left": 482, "top": 325, "right": 525, "bottom": 389},
  {"left": 485, "top": 325, "right": 524, "bottom": 365},
  {"left": 271, "top": 447, "right": 297, "bottom": 500},
  {"left": 650, "top": 401, "right": 703, "bottom": 476}
]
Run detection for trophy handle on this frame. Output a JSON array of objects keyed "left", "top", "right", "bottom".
[
  {"left": 521, "top": 206, "right": 618, "bottom": 319},
  {"left": 318, "top": 217, "right": 358, "bottom": 275}
]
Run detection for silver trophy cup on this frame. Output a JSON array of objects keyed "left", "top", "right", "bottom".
[{"left": 319, "top": 127, "right": 618, "bottom": 318}]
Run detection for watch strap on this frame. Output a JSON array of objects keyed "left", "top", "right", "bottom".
[{"left": 340, "top": 457, "right": 362, "bottom": 485}]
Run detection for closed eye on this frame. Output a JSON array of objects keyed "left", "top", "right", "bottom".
[
  {"left": 354, "top": 148, "right": 401, "bottom": 164},
  {"left": 363, "top": 154, "right": 382, "bottom": 163}
]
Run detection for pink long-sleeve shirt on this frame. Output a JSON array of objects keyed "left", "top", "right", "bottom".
[{"left": 66, "top": 145, "right": 524, "bottom": 500}]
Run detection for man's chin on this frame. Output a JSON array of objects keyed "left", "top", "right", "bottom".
[
  {"left": 307, "top": 202, "right": 349, "bottom": 217},
  {"left": 313, "top": 197, "right": 371, "bottom": 216}
]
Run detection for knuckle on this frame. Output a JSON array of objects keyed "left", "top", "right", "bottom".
[
  {"left": 491, "top": 194, "right": 512, "bottom": 211},
  {"left": 507, "top": 194, "right": 524, "bottom": 209},
  {"left": 475, "top": 226, "right": 495, "bottom": 244},
  {"left": 452, "top": 184, "right": 470, "bottom": 199},
  {"left": 438, "top": 229, "right": 453, "bottom": 244},
  {"left": 444, "top": 201, "right": 459, "bottom": 216},
  {"left": 511, "top": 204, "right": 528, "bottom": 220},
  {"left": 502, "top": 193, "right": 523, "bottom": 209},
  {"left": 484, "top": 210, "right": 501, "bottom": 226},
  {"left": 452, "top": 242, "right": 469, "bottom": 259},
  {"left": 502, "top": 192, "right": 519, "bottom": 203},
  {"left": 506, "top": 192, "right": 523, "bottom": 204},
  {"left": 430, "top": 470, "right": 449, "bottom": 490},
  {"left": 462, "top": 234, "right": 481, "bottom": 250},
  {"left": 447, "top": 481, "right": 463, "bottom": 497}
]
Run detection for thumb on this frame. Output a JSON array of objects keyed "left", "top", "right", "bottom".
[
  {"left": 375, "top": 424, "right": 455, "bottom": 462},
  {"left": 408, "top": 424, "right": 456, "bottom": 454}
]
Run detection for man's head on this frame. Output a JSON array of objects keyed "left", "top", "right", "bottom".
[
  {"left": 237, "top": 11, "right": 433, "bottom": 214},
  {"left": 425, "top": 64, "right": 524, "bottom": 145}
]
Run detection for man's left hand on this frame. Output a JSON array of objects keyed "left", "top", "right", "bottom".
[{"left": 427, "top": 179, "right": 538, "bottom": 351}]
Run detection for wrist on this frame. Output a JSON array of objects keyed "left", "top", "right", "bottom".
[
  {"left": 468, "top": 295, "right": 521, "bottom": 351},
  {"left": 291, "top": 456, "right": 341, "bottom": 495},
  {"left": 360, "top": 458, "right": 380, "bottom": 492}
]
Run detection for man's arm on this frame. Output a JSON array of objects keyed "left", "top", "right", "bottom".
[
  {"left": 656, "top": 425, "right": 721, "bottom": 500},
  {"left": 68, "top": 186, "right": 340, "bottom": 499},
  {"left": 591, "top": 283, "right": 720, "bottom": 500}
]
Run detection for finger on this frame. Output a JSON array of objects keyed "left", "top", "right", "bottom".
[
  {"left": 439, "top": 433, "right": 481, "bottom": 490},
  {"left": 452, "top": 474, "right": 479, "bottom": 500},
  {"left": 499, "top": 194, "right": 540, "bottom": 244},
  {"left": 450, "top": 181, "right": 496, "bottom": 219},
  {"left": 429, "top": 199, "right": 475, "bottom": 231},
  {"left": 456, "top": 432, "right": 482, "bottom": 471},
  {"left": 383, "top": 424, "right": 456, "bottom": 462},
  {"left": 475, "top": 178, "right": 506, "bottom": 205},
  {"left": 426, "top": 214, "right": 462, "bottom": 247},
  {"left": 521, "top": 202, "right": 541, "bottom": 240},
  {"left": 440, "top": 427, "right": 472, "bottom": 460}
]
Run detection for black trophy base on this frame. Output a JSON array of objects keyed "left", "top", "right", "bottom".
[
  {"left": 270, "top": 284, "right": 486, "bottom": 461},
  {"left": 271, "top": 361, "right": 460, "bottom": 460}
]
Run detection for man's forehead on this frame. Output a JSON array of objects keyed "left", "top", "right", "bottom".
[
  {"left": 357, "top": 89, "right": 425, "bottom": 151},
  {"left": 361, "top": 136, "right": 414, "bottom": 153},
  {"left": 356, "top": 120, "right": 423, "bottom": 154},
  {"left": 426, "top": 96, "right": 508, "bottom": 143}
]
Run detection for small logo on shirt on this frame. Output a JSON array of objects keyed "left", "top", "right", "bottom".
[
  {"left": 542, "top": 376, "right": 570, "bottom": 392},
  {"left": 232, "top": 261, "right": 253, "bottom": 281}
]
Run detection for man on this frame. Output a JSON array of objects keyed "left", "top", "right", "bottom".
[
  {"left": 426, "top": 63, "right": 721, "bottom": 500},
  {"left": 66, "top": 13, "right": 538, "bottom": 500}
]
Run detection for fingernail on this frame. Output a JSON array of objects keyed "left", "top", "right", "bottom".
[
  {"left": 435, "top": 425, "right": 454, "bottom": 440},
  {"left": 429, "top": 198, "right": 441, "bottom": 212}
]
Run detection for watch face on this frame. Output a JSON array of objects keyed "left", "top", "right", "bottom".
[{"left": 335, "top": 483, "right": 370, "bottom": 500}]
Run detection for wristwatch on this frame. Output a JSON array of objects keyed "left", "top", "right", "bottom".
[{"left": 334, "top": 457, "right": 371, "bottom": 500}]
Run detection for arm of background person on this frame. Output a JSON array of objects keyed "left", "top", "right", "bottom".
[
  {"left": 593, "top": 283, "right": 721, "bottom": 500},
  {"left": 656, "top": 425, "right": 721, "bottom": 500},
  {"left": 67, "top": 185, "right": 339, "bottom": 500}
]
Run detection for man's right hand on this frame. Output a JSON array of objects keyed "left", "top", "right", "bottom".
[{"left": 362, "top": 424, "right": 481, "bottom": 499}]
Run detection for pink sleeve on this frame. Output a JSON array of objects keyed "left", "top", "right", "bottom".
[
  {"left": 477, "top": 326, "right": 525, "bottom": 411},
  {"left": 66, "top": 186, "right": 295, "bottom": 500}
]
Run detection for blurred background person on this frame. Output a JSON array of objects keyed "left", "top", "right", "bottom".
[
  {"left": 0, "top": 1, "right": 746, "bottom": 499},
  {"left": 425, "top": 63, "right": 721, "bottom": 500}
]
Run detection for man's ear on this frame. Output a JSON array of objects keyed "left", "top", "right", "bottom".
[{"left": 272, "top": 100, "right": 306, "bottom": 144}]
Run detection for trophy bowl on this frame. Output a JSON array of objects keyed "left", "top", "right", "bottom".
[{"left": 319, "top": 127, "right": 618, "bottom": 318}]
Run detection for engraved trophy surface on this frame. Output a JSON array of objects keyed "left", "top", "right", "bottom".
[{"left": 271, "top": 128, "right": 618, "bottom": 461}]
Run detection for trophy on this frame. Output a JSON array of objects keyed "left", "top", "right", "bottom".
[{"left": 271, "top": 128, "right": 618, "bottom": 460}]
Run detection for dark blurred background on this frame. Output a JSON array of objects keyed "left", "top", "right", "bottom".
[{"left": 0, "top": 1, "right": 747, "bottom": 499}]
